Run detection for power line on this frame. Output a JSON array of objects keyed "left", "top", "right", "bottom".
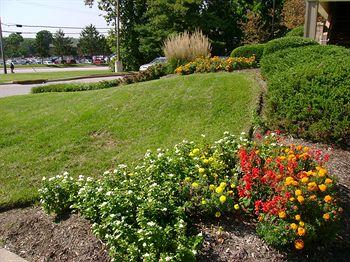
[
  {"left": 2, "top": 23, "right": 111, "bottom": 30},
  {"left": 3, "top": 30, "right": 109, "bottom": 35}
]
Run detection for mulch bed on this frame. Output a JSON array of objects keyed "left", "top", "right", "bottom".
[{"left": 0, "top": 137, "right": 349, "bottom": 262}]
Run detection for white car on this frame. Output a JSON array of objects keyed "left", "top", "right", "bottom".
[{"left": 139, "top": 57, "right": 167, "bottom": 71}]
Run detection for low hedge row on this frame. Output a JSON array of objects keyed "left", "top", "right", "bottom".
[
  {"left": 261, "top": 44, "right": 350, "bottom": 145},
  {"left": 230, "top": 43, "right": 265, "bottom": 63},
  {"left": 285, "top": 26, "right": 304, "bottom": 37}
]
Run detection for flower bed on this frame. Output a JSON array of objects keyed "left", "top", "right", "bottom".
[
  {"left": 39, "top": 132, "right": 341, "bottom": 261},
  {"left": 174, "top": 56, "right": 257, "bottom": 75}
]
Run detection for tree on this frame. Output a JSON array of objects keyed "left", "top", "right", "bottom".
[
  {"left": 282, "top": 0, "right": 305, "bottom": 29},
  {"left": 78, "top": 24, "right": 105, "bottom": 57},
  {"left": 52, "top": 29, "right": 73, "bottom": 61},
  {"left": 35, "top": 30, "right": 53, "bottom": 62},
  {"left": 4, "top": 33, "right": 24, "bottom": 58},
  {"left": 20, "top": 38, "right": 37, "bottom": 57}
]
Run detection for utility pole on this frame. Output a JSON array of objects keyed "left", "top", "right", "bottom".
[
  {"left": 271, "top": 0, "right": 276, "bottom": 38},
  {"left": 114, "top": 0, "right": 123, "bottom": 72},
  {"left": 0, "top": 17, "right": 7, "bottom": 74}
]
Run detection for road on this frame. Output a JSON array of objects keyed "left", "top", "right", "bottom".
[
  {"left": 0, "top": 75, "right": 123, "bottom": 98},
  {"left": 0, "top": 66, "right": 109, "bottom": 74}
]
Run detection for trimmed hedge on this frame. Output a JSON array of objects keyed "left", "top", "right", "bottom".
[
  {"left": 230, "top": 43, "right": 265, "bottom": 62},
  {"left": 261, "top": 44, "right": 350, "bottom": 145},
  {"left": 263, "top": 36, "right": 318, "bottom": 56},
  {"left": 285, "top": 26, "right": 304, "bottom": 37},
  {"left": 32, "top": 79, "right": 120, "bottom": 93}
]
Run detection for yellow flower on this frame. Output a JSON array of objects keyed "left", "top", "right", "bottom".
[
  {"left": 201, "top": 199, "right": 207, "bottom": 205},
  {"left": 215, "top": 187, "right": 223, "bottom": 194},
  {"left": 318, "top": 184, "right": 327, "bottom": 192},
  {"left": 318, "top": 168, "right": 327, "bottom": 177},
  {"left": 323, "top": 213, "right": 330, "bottom": 221},
  {"left": 295, "top": 214, "right": 301, "bottom": 221},
  {"left": 209, "top": 184, "right": 215, "bottom": 191},
  {"left": 290, "top": 223, "right": 298, "bottom": 230},
  {"left": 301, "top": 177, "right": 309, "bottom": 183},
  {"left": 230, "top": 183, "right": 236, "bottom": 188},
  {"left": 192, "top": 148, "right": 200, "bottom": 155},
  {"left": 295, "top": 189, "right": 302, "bottom": 196},
  {"left": 219, "top": 195, "right": 227, "bottom": 204},
  {"left": 220, "top": 182, "right": 227, "bottom": 188},
  {"left": 215, "top": 211, "right": 221, "bottom": 218},
  {"left": 203, "top": 159, "right": 209, "bottom": 164},
  {"left": 234, "top": 204, "right": 240, "bottom": 210},
  {"left": 297, "top": 227, "right": 306, "bottom": 236},
  {"left": 325, "top": 178, "right": 333, "bottom": 184},
  {"left": 278, "top": 211, "right": 286, "bottom": 219},
  {"left": 294, "top": 239, "right": 304, "bottom": 250},
  {"left": 324, "top": 195, "right": 332, "bottom": 203},
  {"left": 184, "top": 177, "right": 191, "bottom": 182},
  {"left": 198, "top": 168, "right": 205, "bottom": 174},
  {"left": 297, "top": 195, "right": 305, "bottom": 204},
  {"left": 289, "top": 197, "right": 295, "bottom": 202},
  {"left": 307, "top": 182, "right": 318, "bottom": 191},
  {"left": 192, "top": 182, "right": 199, "bottom": 189},
  {"left": 309, "top": 194, "right": 317, "bottom": 201},
  {"left": 292, "top": 181, "right": 299, "bottom": 186},
  {"left": 228, "top": 190, "right": 233, "bottom": 195},
  {"left": 299, "top": 221, "right": 305, "bottom": 227},
  {"left": 208, "top": 157, "right": 214, "bottom": 163}
]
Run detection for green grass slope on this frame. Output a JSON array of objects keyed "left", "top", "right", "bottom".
[{"left": 0, "top": 72, "right": 260, "bottom": 209}]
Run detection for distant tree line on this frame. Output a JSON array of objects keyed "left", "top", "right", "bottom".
[
  {"left": 85, "top": 0, "right": 305, "bottom": 70},
  {"left": 3, "top": 24, "right": 111, "bottom": 61}
]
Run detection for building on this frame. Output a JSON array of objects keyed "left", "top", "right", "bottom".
[{"left": 304, "top": 0, "right": 350, "bottom": 46}]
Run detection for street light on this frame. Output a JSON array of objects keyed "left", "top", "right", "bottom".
[{"left": 0, "top": 17, "right": 7, "bottom": 74}]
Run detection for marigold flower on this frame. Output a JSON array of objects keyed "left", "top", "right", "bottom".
[
  {"left": 307, "top": 182, "right": 318, "bottom": 191},
  {"left": 234, "top": 204, "right": 240, "bottom": 210},
  {"left": 290, "top": 223, "right": 298, "bottom": 230},
  {"left": 297, "top": 145, "right": 303, "bottom": 151},
  {"left": 228, "top": 190, "right": 233, "bottom": 195},
  {"left": 192, "top": 148, "right": 200, "bottom": 155},
  {"left": 295, "top": 214, "right": 301, "bottom": 221},
  {"left": 299, "top": 221, "right": 305, "bottom": 227},
  {"left": 289, "top": 197, "right": 295, "bottom": 202},
  {"left": 318, "top": 168, "right": 327, "bottom": 177},
  {"left": 309, "top": 195, "right": 317, "bottom": 201},
  {"left": 295, "top": 189, "right": 302, "bottom": 196},
  {"left": 292, "top": 181, "right": 299, "bottom": 186},
  {"left": 323, "top": 213, "right": 330, "bottom": 221},
  {"left": 198, "top": 168, "right": 205, "bottom": 174},
  {"left": 301, "top": 177, "right": 309, "bottom": 183},
  {"left": 318, "top": 184, "right": 327, "bottom": 192},
  {"left": 325, "top": 178, "right": 333, "bottom": 184},
  {"left": 278, "top": 211, "right": 286, "bottom": 219},
  {"left": 220, "top": 182, "right": 227, "bottom": 188},
  {"left": 294, "top": 239, "right": 304, "bottom": 250},
  {"left": 201, "top": 199, "right": 207, "bottom": 205},
  {"left": 215, "top": 187, "right": 223, "bottom": 194},
  {"left": 258, "top": 216, "right": 263, "bottom": 222},
  {"left": 230, "top": 183, "right": 236, "bottom": 189},
  {"left": 219, "top": 195, "right": 227, "bottom": 204},
  {"left": 192, "top": 182, "right": 199, "bottom": 188},
  {"left": 324, "top": 195, "right": 332, "bottom": 203},
  {"left": 203, "top": 159, "right": 209, "bottom": 164},
  {"left": 297, "top": 227, "right": 306, "bottom": 236},
  {"left": 184, "top": 177, "right": 191, "bottom": 182},
  {"left": 209, "top": 184, "right": 215, "bottom": 191},
  {"left": 297, "top": 195, "right": 305, "bottom": 204},
  {"left": 215, "top": 211, "right": 221, "bottom": 218}
]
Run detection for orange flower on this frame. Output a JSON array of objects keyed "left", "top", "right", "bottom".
[
  {"left": 295, "top": 239, "right": 304, "bottom": 250},
  {"left": 318, "top": 168, "right": 327, "bottom": 177},
  {"left": 299, "top": 221, "right": 305, "bottom": 227},
  {"left": 295, "top": 214, "right": 301, "bottom": 221},
  {"left": 309, "top": 194, "right": 317, "bottom": 201},
  {"left": 297, "top": 227, "right": 306, "bottom": 236},
  {"left": 325, "top": 178, "right": 333, "bottom": 184},
  {"left": 323, "top": 213, "right": 330, "bottom": 221},
  {"left": 297, "top": 195, "right": 305, "bottom": 204},
  {"left": 307, "top": 182, "right": 318, "bottom": 191},
  {"left": 324, "top": 195, "right": 332, "bottom": 203},
  {"left": 289, "top": 197, "right": 295, "bottom": 202},
  {"left": 279, "top": 211, "right": 286, "bottom": 219},
  {"left": 318, "top": 184, "right": 327, "bottom": 192},
  {"left": 295, "top": 189, "right": 302, "bottom": 196},
  {"left": 301, "top": 177, "right": 309, "bottom": 183}
]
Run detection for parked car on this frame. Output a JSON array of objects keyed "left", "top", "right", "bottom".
[{"left": 139, "top": 57, "right": 167, "bottom": 71}]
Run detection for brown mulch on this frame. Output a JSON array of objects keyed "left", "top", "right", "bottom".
[{"left": 0, "top": 138, "right": 349, "bottom": 262}]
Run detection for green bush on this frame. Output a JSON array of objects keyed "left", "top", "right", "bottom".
[
  {"left": 263, "top": 36, "right": 318, "bottom": 56},
  {"left": 285, "top": 26, "right": 304, "bottom": 37},
  {"left": 230, "top": 44, "right": 266, "bottom": 63},
  {"left": 261, "top": 45, "right": 350, "bottom": 144},
  {"left": 121, "top": 63, "right": 167, "bottom": 85},
  {"left": 32, "top": 79, "right": 120, "bottom": 93}
]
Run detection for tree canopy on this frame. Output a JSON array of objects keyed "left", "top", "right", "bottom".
[
  {"left": 52, "top": 29, "right": 73, "bottom": 59},
  {"left": 35, "top": 30, "right": 53, "bottom": 59}
]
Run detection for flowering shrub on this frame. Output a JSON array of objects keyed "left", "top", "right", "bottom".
[
  {"left": 39, "top": 132, "right": 341, "bottom": 260},
  {"left": 174, "top": 56, "right": 257, "bottom": 75}
]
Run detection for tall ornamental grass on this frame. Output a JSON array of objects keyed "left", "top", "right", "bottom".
[{"left": 164, "top": 30, "right": 211, "bottom": 71}]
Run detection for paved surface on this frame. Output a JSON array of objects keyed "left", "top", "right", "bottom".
[
  {"left": 0, "top": 248, "right": 27, "bottom": 262},
  {"left": 0, "top": 66, "right": 109, "bottom": 74},
  {"left": 0, "top": 76, "right": 123, "bottom": 98}
]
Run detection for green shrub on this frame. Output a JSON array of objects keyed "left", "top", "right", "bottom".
[
  {"left": 121, "top": 63, "right": 167, "bottom": 85},
  {"left": 261, "top": 45, "right": 350, "bottom": 144},
  {"left": 32, "top": 79, "right": 120, "bottom": 93},
  {"left": 263, "top": 36, "right": 318, "bottom": 56},
  {"left": 230, "top": 44, "right": 265, "bottom": 63},
  {"left": 286, "top": 26, "right": 304, "bottom": 37}
]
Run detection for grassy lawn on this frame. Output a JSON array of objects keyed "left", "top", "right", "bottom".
[
  {"left": 15, "top": 64, "right": 106, "bottom": 69},
  {"left": 0, "top": 72, "right": 260, "bottom": 209},
  {"left": 0, "top": 70, "right": 113, "bottom": 83}
]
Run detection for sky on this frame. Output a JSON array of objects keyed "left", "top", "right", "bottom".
[{"left": 0, "top": 0, "right": 111, "bottom": 37}]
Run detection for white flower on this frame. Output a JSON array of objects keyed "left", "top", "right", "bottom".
[
  {"left": 63, "top": 171, "right": 69, "bottom": 176},
  {"left": 106, "top": 191, "right": 113, "bottom": 196},
  {"left": 147, "top": 221, "right": 156, "bottom": 227},
  {"left": 165, "top": 256, "right": 172, "bottom": 261},
  {"left": 103, "top": 170, "right": 110, "bottom": 176},
  {"left": 42, "top": 177, "right": 46, "bottom": 181}
]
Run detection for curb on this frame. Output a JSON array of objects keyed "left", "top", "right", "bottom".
[{"left": 0, "top": 248, "right": 27, "bottom": 262}]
